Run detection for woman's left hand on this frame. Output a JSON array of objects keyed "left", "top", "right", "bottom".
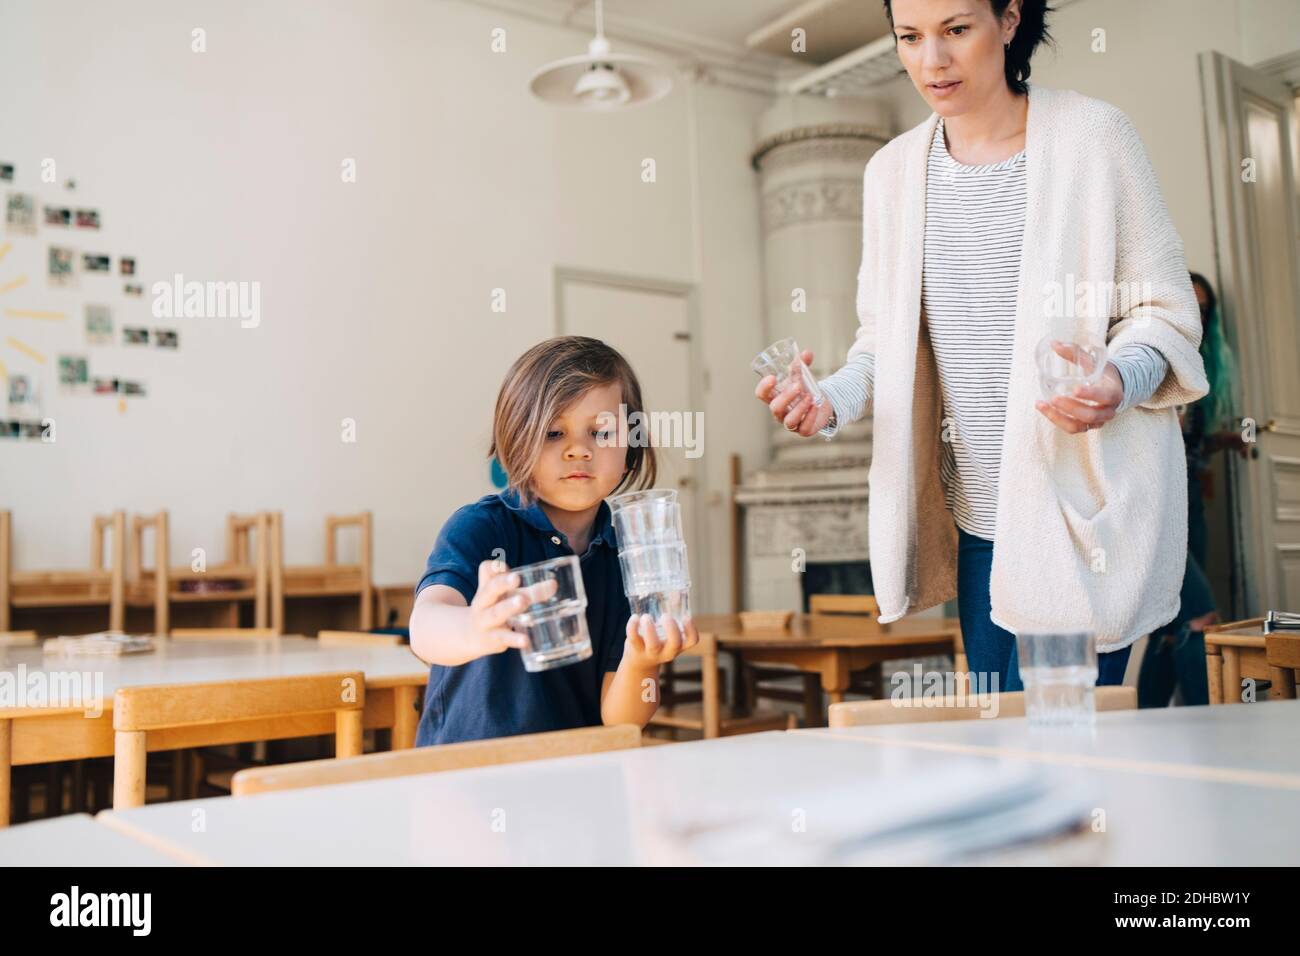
[{"left": 1036, "top": 361, "right": 1125, "bottom": 434}]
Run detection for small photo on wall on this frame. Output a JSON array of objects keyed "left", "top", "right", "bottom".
[
  {"left": 93, "top": 376, "right": 120, "bottom": 395},
  {"left": 8, "top": 374, "right": 32, "bottom": 406},
  {"left": 48, "top": 246, "right": 77, "bottom": 288},
  {"left": 123, "top": 282, "right": 143, "bottom": 297},
  {"left": 85, "top": 304, "right": 113, "bottom": 345},
  {"left": 74, "top": 209, "right": 100, "bottom": 229},
  {"left": 5, "top": 193, "right": 36, "bottom": 235},
  {"left": 120, "top": 256, "right": 136, "bottom": 276},
  {"left": 123, "top": 326, "right": 149, "bottom": 346},
  {"left": 82, "top": 253, "right": 111, "bottom": 273},
  {"left": 21, "top": 421, "right": 44, "bottom": 439},
  {"left": 58, "top": 355, "right": 89, "bottom": 389},
  {"left": 43, "top": 206, "right": 71, "bottom": 227},
  {"left": 0, "top": 163, "right": 13, "bottom": 182},
  {"left": 154, "top": 329, "right": 179, "bottom": 349},
  {"left": 122, "top": 381, "right": 147, "bottom": 397}
]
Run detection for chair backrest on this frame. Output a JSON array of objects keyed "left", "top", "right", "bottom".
[
  {"left": 169, "top": 627, "right": 279, "bottom": 640},
  {"left": 131, "top": 511, "right": 171, "bottom": 634},
  {"left": 226, "top": 512, "right": 273, "bottom": 630},
  {"left": 92, "top": 511, "right": 127, "bottom": 631},
  {"left": 0, "top": 630, "right": 37, "bottom": 646},
  {"left": 318, "top": 630, "right": 403, "bottom": 647},
  {"left": 809, "top": 593, "right": 879, "bottom": 617},
  {"left": 809, "top": 593, "right": 881, "bottom": 634},
  {"left": 112, "top": 671, "right": 366, "bottom": 808},
  {"left": 828, "top": 686, "right": 1137, "bottom": 728},
  {"left": 327, "top": 512, "right": 373, "bottom": 629},
  {"left": 231, "top": 723, "right": 641, "bottom": 797}
]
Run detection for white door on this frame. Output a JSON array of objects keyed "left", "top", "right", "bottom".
[
  {"left": 555, "top": 270, "right": 711, "bottom": 611},
  {"left": 1200, "top": 51, "right": 1300, "bottom": 615}
]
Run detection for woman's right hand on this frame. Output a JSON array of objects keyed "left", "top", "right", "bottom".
[
  {"left": 753, "top": 348, "right": 834, "bottom": 437},
  {"left": 469, "top": 559, "right": 556, "bottom": 655}
]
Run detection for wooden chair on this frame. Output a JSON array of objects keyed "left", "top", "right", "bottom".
[
  {"left": 274, "top": 511, "right": 374, "bottom": 633},
  {"left": 0, "top": 510, "right": 126, "bottom": 634},
  {"left": 127, "top": 511, "right": 274, "bottom": 636},
  {"left": 744, "top": 594, "right": 941, "bottom": 727},
  {"left": 648, "top": 631, "right": 794, "bottom": 740},
  {"left": 374, "top": 584, "right": 416, "bottom": 631},
  {"left": 169, "top": 627, "right": 279, "bottom": 640},
  {"left": 231, "top": 723, "right": 641, "bottom": 797},
  {"left": 1264, "top": 632, "right": 1300, "bottom": 700},
  {"left": 112, "top": 671, "right": 366, "bottom": 808},
  {"left": 0, "top": 630, "right": 38, "bottom": 646},
  {"left": 317, "top": 630, "right": 403, "bottom": 647},
  {"left": 829, "top": 686, "right": 1138, "bottom": 727}
]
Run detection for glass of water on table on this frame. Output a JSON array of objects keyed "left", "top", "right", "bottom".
[
  {"left": 1015, "top": 632, "right": 1099, "bottom": 730},
  {"left": 506, "top": 555, "right": 592, "bottom": 672},
  {"left": 609, "top": 489, "right": 691, "bottom": 636}
]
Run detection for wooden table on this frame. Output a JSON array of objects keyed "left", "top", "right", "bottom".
[
  {"left": 696, "top": 613, "right": 963, "bottom": 722},
  {"left": 94, "top": 730, "right": 1300, "bottom": 865},
  {"left": 0, "top": 812, "right": 183, "bottom": 865},
  {"left": 0, "top": 635, "right": 428, "bottom": 826},
  {"left": 1205, "top": 625, "right": 1299, "bottom": 704},
  {"left": 795, "top": 699, "right": 1300, "bottom": 785}
]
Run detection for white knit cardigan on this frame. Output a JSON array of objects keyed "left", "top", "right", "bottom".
[{"left": 843, "top": 84, "right": 1208, "bottom": 651}]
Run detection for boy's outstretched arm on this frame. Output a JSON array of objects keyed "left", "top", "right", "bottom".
[
  {"left": 409, "top": 560, "right": 549, "bottom": 667},
  {"left": 600, "top": 615, "right": 699, "bottom": 727}
]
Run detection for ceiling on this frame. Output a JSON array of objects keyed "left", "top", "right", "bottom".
[{"left": 463, "top": 0, "right": 894, "bottom": 72}]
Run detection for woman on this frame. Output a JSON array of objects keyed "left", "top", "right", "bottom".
[{"left": 755, "top": 0, "right": 1208, "bottom": 693}]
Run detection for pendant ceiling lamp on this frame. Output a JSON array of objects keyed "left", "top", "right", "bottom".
[{"left": 528, "top": 0, "right": 673, "bottom": 111}]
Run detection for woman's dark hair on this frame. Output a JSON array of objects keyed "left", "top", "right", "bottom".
[
  {"left": 882, "top": 0, "right": 1055, "bottom": 96},
  {"left": 1189, "top": 270, "right": 1217, "bottom": 317}
]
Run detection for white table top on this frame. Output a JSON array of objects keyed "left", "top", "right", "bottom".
[
  {"left": 795, "top": 700, "right": 1300, "bottom": 780},
  {"left": 0, "top": 636, "right": 427, "bottom": 705},
  {"left": 0, "top": 814, "right": 182, "bottom": 866},
  {"left": 97, "top": 731, "right": 1300, "bottom": 866}
]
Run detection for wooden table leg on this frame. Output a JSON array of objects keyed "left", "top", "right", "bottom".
[
  {"left": 821, "top": 653, "right": 851, "bottom": 708},
  {"left": 392, "top": 685, "right": 420, "bottom": 750},
  {"left": 802, "top": 675, "right": 822, "bottom": 728},
  {"left": 1221, "top": 647, "right": 1241, "bottom": 704},
  {"left": 0, "top": 718, "right": 11, "bottom": 828},
  {"left": 114, "top": 730, "right": 147, "bottom": 809},
  {"left": 1206, "top": 647, "right": 1223, "bottom": 704},
  {"left": 1270, "top": 665, "right": 1297, "bottom": 700}
]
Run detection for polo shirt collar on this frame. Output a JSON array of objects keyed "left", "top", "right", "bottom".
[{"left": 499, "top": 487, "right": 618, "bottom": 549}]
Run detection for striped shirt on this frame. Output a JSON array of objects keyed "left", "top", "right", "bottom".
[{"left": 818, "top": 116, "right": 1168, "bottom": 540}]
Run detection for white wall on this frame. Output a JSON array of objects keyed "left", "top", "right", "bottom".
[{"left": 0, "top": 0, "right": 771, "bottom": 610}]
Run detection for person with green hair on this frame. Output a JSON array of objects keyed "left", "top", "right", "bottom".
[{"left": 1138, "top": 271, "right": 1246, "bottom": 707}]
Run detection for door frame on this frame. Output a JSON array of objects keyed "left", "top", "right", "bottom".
[
  {"left": 1199, "top": 49, "right": 1300, "bottom": 616},
  {"left": 552, "top": 265, "right": 714, "bottom": 613}
]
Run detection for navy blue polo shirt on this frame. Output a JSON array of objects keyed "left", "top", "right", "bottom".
[{"left": 413, "top": 489, "right": 630, "bottom": 746}]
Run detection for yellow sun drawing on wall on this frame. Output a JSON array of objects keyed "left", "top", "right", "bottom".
[{"left": 0, "top": 238, "right": 85, "bottom": 410}]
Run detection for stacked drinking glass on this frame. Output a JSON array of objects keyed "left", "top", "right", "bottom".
[{"left": 609, "top": 489, "right": 691, "bottom": 633}]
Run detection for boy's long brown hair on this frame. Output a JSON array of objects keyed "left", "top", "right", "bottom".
[{"left": 490, "top": 336, "right": 658, "bottom": 506}]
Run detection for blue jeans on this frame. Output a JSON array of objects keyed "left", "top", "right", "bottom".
[
  {"left": 957, "top": 528, "right": 1132, "bottom": 693},
  {"left": 1137, "top": 552, "right": 1215, "bottom": 707}
]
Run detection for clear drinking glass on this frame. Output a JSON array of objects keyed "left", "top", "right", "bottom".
[
  {"left": 619, "top": 541, "right": 692, "bottom": 630},
  {"left": 609, "top": 489, "right": 683, "bottom": 548},
  {"left": 506, "top": 555, "right": 592, "bottom": 672},
  {"left": 1035, "top": 328, "right": 1108, "bottom": 403},
  {"left": 608, "top": 489, "right": 692, "bottom": 634},
  {"left": 1015, "top": 632, "right": 1099, "bottom": 729},
  {"left": 752, "top": 337, "right": 825, "bottom": 408}
]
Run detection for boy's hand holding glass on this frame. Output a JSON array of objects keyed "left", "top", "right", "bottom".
[
  {"left": 623, "top": 612, "right": 699, "bottom": 668},
  {"left": 1034, "top": 339, "right": 1124, "bottom": 434},
  {"left": 470, "top": 559, "right": 557, "bottom": 656}
]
